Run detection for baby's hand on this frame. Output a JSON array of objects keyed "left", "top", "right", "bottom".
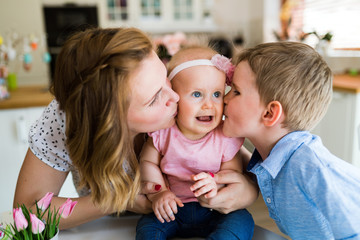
[
  {"left": 190, "top": 172, "right": 217, "bottom": 199},
  {"left": 151, "top": 190, "right": 184, "bottom": 223}
]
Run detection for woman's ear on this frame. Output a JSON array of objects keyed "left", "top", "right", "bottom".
[{"left": 262, "top": 101, "right": 283, "bottom": 127}]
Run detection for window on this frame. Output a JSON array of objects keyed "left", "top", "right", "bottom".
[
  {"left": 173, "top": 0, "right": 193, "bottom": 20},
  {"left": 141, "top": 0, "right": 162, "bottom": 20},
  {"left": 105, "top": 0, "right": 216, "bottom": 32},
  {"left": 107, "top": 0, "right": 128, "bottom": 21},
  {"left": 302, "top": 0, "right": 360, "bottom": 50}
]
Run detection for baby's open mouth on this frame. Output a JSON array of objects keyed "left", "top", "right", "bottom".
[{"left": 196, "top": 116, "right": 213, "bottom": 122}]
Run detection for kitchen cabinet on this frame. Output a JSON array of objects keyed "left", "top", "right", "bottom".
[
  {"left": 104, "top": 0, "right": 216, "bottom": 33},
  {"left": 312, "top": 75, "right": 360, "bottom": 168},
  {"left": 0, "top": 86, "right": 78, "bottom": 213}
]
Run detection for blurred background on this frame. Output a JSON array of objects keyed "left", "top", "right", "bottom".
[{"left": 1, "top": 1, "right": 360, "bottom": 238}]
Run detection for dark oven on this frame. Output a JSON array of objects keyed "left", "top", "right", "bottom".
[{"left": 43, "top": 3, "right": 99, "bottom": 80}]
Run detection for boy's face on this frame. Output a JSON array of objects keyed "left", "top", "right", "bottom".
[
  {"left": 172, "top": 65, "right": 226, "bottom": 140},
  {"left": 223, "top": 61, "right": 265, "bottom": 138}
]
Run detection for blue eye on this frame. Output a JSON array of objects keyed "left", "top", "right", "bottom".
[
  {"left": 213, "top": 91, "right": 221, "bottom": 98},
  {"left": 192, "top": 91, "right": 201, "bottom": 98}
]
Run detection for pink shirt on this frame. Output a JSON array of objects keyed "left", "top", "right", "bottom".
[{"left": 149, "top": 123, "right": 244, "bottom": 203}]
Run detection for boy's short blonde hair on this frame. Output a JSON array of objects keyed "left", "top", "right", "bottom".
[{"left": 236, "top": 41, "right": 333, "bottom": 131}]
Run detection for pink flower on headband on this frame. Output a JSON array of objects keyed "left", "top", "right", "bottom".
[{"left": 211, "top": 54, "right": 235, "bottom": 85}]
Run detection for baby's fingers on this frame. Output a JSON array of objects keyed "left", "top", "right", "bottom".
[
  {"left": 174, "top": 197, "right": 184, "bottom": 208},
  {"left": 163, "top": 205, "right": 176, "bottom": 222},
  {"left": 192, "top": 172, "right": 210, "bottom": 181},
  {"left": 190, "top": 173, "right": 215, "bottom": 192},
  {"left": 193, "top": 183, "right": 217, "bottom": 197},
  {"left": 154, "top": 208, "right": 165, "bottom": 223}
]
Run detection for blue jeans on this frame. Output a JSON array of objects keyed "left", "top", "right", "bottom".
[{"left": 136, "top": 202, "right": 254, "bottom": 240}]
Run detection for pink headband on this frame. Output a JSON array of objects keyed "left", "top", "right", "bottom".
[{"left": 168, "top": 54, "right": 235, "bottom": 85}]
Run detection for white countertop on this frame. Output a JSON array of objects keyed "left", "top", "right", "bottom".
[{"left": 1, "top": 211, "right": 287, "bottom": 240}]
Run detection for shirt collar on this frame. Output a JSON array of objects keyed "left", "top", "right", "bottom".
[{"left": 247, "top": 131, "right": 312, "bottom": 179}]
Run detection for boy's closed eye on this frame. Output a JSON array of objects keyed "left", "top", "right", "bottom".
[{"left": 233, "top": 90, "right": 240, "bottom": 95}]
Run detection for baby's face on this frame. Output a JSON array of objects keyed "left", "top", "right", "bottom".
[{"left": 172, "top": 65, "right": 226, "bottom": 140}]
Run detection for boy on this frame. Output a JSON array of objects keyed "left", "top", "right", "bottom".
[{"left": 223, "top": 41, "right": 360, "bottom": 239}]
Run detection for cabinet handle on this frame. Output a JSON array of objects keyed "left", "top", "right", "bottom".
[
  {"left": 332, "top": 91, "right": 345, "bottom": 100},
  {"left": 358, "top": 124, "right": 360, "bottom": 150},
  {"left": 16, "top": 116, "right": 27, "bottom": 144}
]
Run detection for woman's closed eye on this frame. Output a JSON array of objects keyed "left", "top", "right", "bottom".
[{"left": 149, "top": 89, "right": 161, "bottom": 106}]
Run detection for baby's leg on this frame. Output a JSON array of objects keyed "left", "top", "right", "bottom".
[
  {"left": 207, "top": 209, "right": 254, "bottom": 240},
  {"left": 136, "top": 213, "right": 179, "bottom": 240}
]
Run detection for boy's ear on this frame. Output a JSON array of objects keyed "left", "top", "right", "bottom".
[{"left": 262, "top": 101, "right": 283, "bottom": 127}]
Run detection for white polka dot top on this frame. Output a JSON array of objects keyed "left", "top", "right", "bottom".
[
  {"left": 29, "top": 99, "right": 70, "bottom": 172},
  {"left": 28, "top": 99, "right": 132, "bottom": 197}
]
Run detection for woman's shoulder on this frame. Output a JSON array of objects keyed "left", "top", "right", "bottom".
[{"left": 28, "top": 99, "right": 71, "bottom": 172}]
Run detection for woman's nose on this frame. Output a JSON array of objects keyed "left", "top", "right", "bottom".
[{"left": 165, "top": 87, "right": 179, "bottom": 107}]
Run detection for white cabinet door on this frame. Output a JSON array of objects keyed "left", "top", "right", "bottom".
[
  {"left": 0, "top": 107, "right": 44, "bottom": 213},
  {"left": 0, "top": 107, "right": 78, "bottom": 213},
  {"left": 312, "top": 90, "right": 360, "bottom": 168}
]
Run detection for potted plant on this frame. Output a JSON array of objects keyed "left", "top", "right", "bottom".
[{"left": 0, "top": 192, "right": 77, "bottom": 240}]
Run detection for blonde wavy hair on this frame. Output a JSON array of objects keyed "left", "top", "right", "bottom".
[
  {"left": 50, "top": 27, "right": 153, "bottom": 213},
  {"left": 236, "top": 41, "right": 333, "bottom": 131}
]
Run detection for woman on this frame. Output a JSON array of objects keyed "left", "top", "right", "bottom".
[{"left": 13, "top": 27, "right": 257, "bottom": 230}]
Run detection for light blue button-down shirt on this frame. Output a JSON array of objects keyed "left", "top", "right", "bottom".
[{"left": 247, "top": 131, "right": 360, "bottom": 240}]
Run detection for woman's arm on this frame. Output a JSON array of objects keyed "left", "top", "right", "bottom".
[
  {"left": 14, "top": 149, "right": 113, "bottom": 230},
  {"left": 15, "top": 149, "right": 162, "bottom": 229},
  {"left": 196, "top": 146, "right": 259, "bottom": 214}
]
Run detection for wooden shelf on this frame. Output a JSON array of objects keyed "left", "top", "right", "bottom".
[
  {"left": 0, "top": 85, "right": 54, "bottom": 110},
  {"left": 333, "top": 74, "right": 360, "bottom": 94}
]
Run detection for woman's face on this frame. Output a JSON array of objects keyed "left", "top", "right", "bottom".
[{"left": 127, "top": 51, "right": 179, "bottom": 137}]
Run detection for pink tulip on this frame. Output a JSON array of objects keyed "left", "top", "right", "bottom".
[
  {"left": 37, "top": 192, "right": 54, "bottom": 211},
  {"left": 58, "top": 198, "right": 77, "bottom": 218},
  {"left": 0, "top": 223, "right": 5, "bottom": 238},
  {"left": 29, "top": 213, "right": 45, "bottom": 234},
  {"left": 13, "top": 208, "right": 28, "bottom": 231}
]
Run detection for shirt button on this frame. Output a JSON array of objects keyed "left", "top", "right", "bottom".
[{"left": 266, "top": 197, "right": 271, "bottom": 203}]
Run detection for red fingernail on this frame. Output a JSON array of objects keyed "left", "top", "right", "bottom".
[
  {"left": 155, "top": 184, "right": 162, "bottom": 191},
  {"left": 208, "top": 172, "right": 214, "bottom": 178}
]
